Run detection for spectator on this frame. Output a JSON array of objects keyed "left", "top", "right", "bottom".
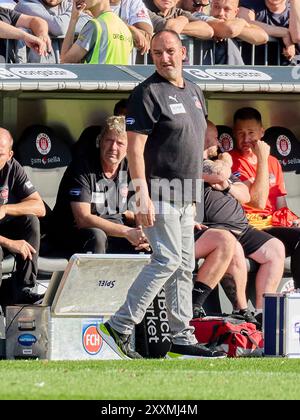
[
  {"left": 0, "top": 1, "right": 16, "bottom": 10},
  {"left": 100, "top": 30, "right": 225, "bottom": 359},
  {"left": 195, "top": 121, "right": 285, "bottom": 323},
  {"left": 49, "top": 116, "right": 149, "bottom": 257},
  {"left": 0, "top": 6, "right": 51, "bottom": 62},
  {"left": 0, "top": 128, "right": 46, "bottom": 304},
  {"left": 15, "top": 0, "right": 91, "bottom": 62},
  {"left": 61, "top": 0, "right": 133, "bottom": 64},
  {"left": 144, "top": 0, "right": 214, "bottom": 40},
  {"left": 238, "top": 0, "right": 300, "bottom": 65},
  {"left": 110, "top": 0, "right": 153, "bottom": 55},
  {"left": 231, "top": 107, "right": 300, "bottom": 290},
  {"left": 202, "top": 0, "right": 269, "bottom": 65},
  {"left": 177, "top": 0, "right": 211, "bottom": 17}
]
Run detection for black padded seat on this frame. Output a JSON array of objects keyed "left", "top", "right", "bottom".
[{"left": 217, "top": 125, "right": 235, "bottom": 152}]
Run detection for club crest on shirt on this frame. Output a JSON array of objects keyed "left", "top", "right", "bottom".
[{"left": 193, "top": 96, "right": 202, "bottom": 109}]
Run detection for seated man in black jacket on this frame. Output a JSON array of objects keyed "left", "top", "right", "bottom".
[
  {"left": 49, "top": 116, "right": 149, "bottom": 256},
  {"left": 0, "top": 128, "right": 46, "bottom": 304}
]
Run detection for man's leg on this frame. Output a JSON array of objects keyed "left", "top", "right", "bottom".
[
  {"left": 223, "top": 240, "right": 249, "bottom": 311},
  {"left": 77, "top": 227, "right": 108, "bottom": 254},
  {"left": 265, "top": 226, "right": 300, "bottom": 288},
  {"left": 109, "top": 202, "right": 183, "bottom": 335},
  {"left": 11, "top": 215, "right": 40, "bottom": 290},
  {"left": 248, "top": 238, "right": 285, "bottom": 310},
  {"left": 193, "top": 229, "right": 236, "bottom": 317}
]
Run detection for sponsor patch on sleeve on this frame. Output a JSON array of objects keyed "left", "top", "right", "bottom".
[
  {"left": 126, "top": 117, "right": 135, "bottom": 126},
  {"left": 25, "top": 181, "right": 33, "bottom": 190},
  {"left": 69, "top": 188, "right": 81, "bottom": 197}
]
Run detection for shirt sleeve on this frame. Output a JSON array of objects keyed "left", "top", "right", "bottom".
[
  {"left": 67, "top": 168, "right": 93, "bottom": 204},
  {"left": 126, "top": 83, "right": 160, "bottom": 135},
  {"left": 231, "top": 152, "right": 253, "bottom": 183},
  {"left": 147, "top": 9, "right": 166, "bottom": 32},
  {"left": 12, "top": 163, "right": 37, "bottom": 201},
  {"left": 9, "top": 9, "right": 21, "bottom": 26},
  {"left": 177, "top": 9, "right": 199, "bottom": 22},
  {"left": 76, "top": 20, "right": 97, "bottom": 54},
  {"left": 127, "top": 0, "right": 153, "bottom": 26}
]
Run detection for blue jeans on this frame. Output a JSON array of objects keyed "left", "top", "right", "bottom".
[{"left": 109, "top": 202, "right": 197, "bottom": 345}]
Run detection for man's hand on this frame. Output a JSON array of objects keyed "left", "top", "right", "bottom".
[
  {"left": 4, "top": 239, "right": 36, "bottom": 261},
  {"left": 252, "top": 140, "right": 270, "bottom": 162},
  {"left": 135, "top": 195, "right": 156, "bottom": 228},
  {"left": 129, "top": 26, "right": 150, "bottom": 55},
  {"left": 125, "top": 226, "right": 151, "bottom": 251},
  {"left": 22, "top": 32, "right": 48, "bottom": 56},
  {"left": 72, "top": 0, "right": 87, "bottom": 20},
  {"left": 282, "top": 31, "right": 296, "bottom": 61}
]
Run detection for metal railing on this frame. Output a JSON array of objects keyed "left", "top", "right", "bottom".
[
  {"left": 132, "top": 36, "right": 288, "bottom": 66},
  {"left": 4, "top": 35, "right": 287, "bottom": 66}
]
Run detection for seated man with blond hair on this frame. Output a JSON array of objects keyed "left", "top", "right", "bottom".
[{"left": 49, "top": 116, "right": 149, "bottom": 256}]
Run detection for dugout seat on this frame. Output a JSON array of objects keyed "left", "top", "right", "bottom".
[
  {"left": 15, "top": 124, "right": 72, "bottom": 209},
  {"left": 71, "top": 125, "right": 102, "bottom": 160},
  {"left": 217, "top": 125, "right": 235, "bottom": 152},
  {"left": 13, "top": 125, "right": 72, "bottom": 276},
  {"left": 263, "top": 126, "right": 300, "bottom": 216}
]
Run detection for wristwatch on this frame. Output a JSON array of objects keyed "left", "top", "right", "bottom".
[{"left": 222, "top": 179, "right": 232, "bottom": 194}]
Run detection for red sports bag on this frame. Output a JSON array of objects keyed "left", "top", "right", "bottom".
[{"left": 190, "top": 316, "right": 264, "bottom": 357}]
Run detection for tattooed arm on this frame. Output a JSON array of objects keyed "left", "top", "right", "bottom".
[{"left": 202, "top": 159, "right": 232, "bottom": 184}]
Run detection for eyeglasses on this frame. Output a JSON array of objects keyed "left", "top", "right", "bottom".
[{"left": 192, "top": 1, "right": 210, "bottom": 8}]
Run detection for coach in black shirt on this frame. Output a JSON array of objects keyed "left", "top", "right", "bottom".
[
  {"left": 0, "top": 128, "right": 45, "bottom": 304},
  {"left": 50, "top": 116, "right": 149, "bottom": 256},
  {"left": 0, "top": 7, "right": 51, "bottom": 62},
  {"left": 103, "top": 30, "right": 225, "bottom": 359}
]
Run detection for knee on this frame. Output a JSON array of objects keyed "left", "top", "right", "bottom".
[
  {"left": 80, "top": 227, "right": 108, "bottom": 254},
  {"left": 214, "top": 230, "right": 236, "bottom": 257},
  {"left": 152, "top": 252, "right": 181, "bottom": 275},
  {"left": 266, "top": 238, "right": 286, "bottom": 262},
  {"left": 21, "top": 215, "right": 40, "bottom": 237}
]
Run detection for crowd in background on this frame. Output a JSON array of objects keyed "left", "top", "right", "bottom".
[{"left": 0, "top": 0, "right": 299, "bottom": 65}]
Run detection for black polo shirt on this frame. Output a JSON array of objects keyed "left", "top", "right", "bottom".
[
  {"left": 203, "top": 174, "right": 248, "bottom": 234},
  {"left": 51, "top": 154, "right": 130, "bottom": 233},
  {"left": 0, "top": 157, "right": 36, "bottom": 224},
  {"left": 0, "top": 8, "right": 21, "bottom": 61},
  {"left": 126, "top": 71, "right": 207, "bottom": 202}
]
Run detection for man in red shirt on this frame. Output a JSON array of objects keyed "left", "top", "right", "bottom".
[{"left": 231, "top": 107, "right": 300, "bottom": 289}]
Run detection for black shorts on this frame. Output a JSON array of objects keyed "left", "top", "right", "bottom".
[{"left": 194, "top": 226, "right": 273, "bottom": 257}]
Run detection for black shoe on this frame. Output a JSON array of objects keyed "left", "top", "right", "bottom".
[
  {"left": 98, "top": 322, "right": 143, "bottom": 359},
  {"left": 232, "top": 309, "right": 261, "bottom": 330},
  {"left": 166, "top": 343, "right": 226, "bottom": 359},
  {"left": 15, "top": 288, "right": 45, "bottom": 304},
  {"left": 255, "top": 312, "right": 263, "bottom": 331},
  {"left": 192, "top": 305, "right": 206, "bottom": 319}
]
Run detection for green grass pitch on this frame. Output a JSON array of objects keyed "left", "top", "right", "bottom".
[{"left": 0, "top": 358, "right": 300, "bottom": 400}]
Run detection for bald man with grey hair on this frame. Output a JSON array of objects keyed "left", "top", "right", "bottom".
[{"left": 0, "top": 128, "right": 45, "bottom": 304}]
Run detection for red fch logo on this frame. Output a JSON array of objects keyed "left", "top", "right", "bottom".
[{"left": 82, "top": 324, "right": 103, "bottom": 355}]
